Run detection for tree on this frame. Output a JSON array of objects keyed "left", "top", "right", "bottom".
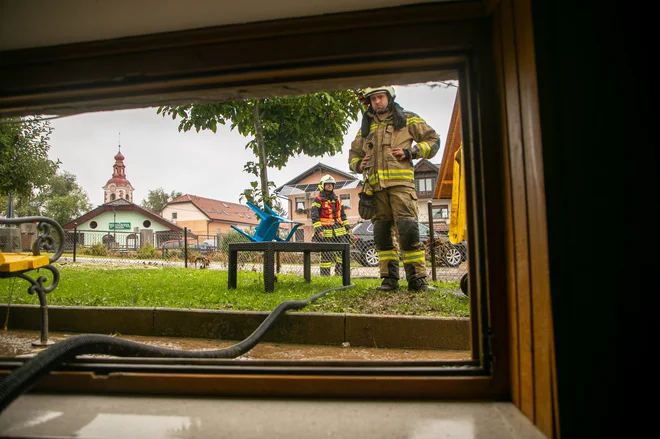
[
  {"left": 14, "top": 170, "right": 92, "bottom": 225},
  {"left": 0, "top": 117, "right": 59, "bottom": 215},
  {"left": 42, "top": 171, "right": 92, "bottom": 226},
  {"left": 141, "top": 188, "right": 183, "bottom": 214},
  {"left": 157, "top": 91, "right": 362, "bottom": 207}
]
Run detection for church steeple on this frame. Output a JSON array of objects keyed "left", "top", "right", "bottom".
[{"left": 102, "top": 136, "right": 135, "bottom": 203}]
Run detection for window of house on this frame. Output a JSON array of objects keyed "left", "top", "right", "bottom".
[
  {"left": 89, "top": 221, "right": 97, "bottom": 229},
  {"left": 340, "top": 193, "right": 351, "bottom": 208},
  {"left": 295, "top": 197, "right": 305, "bottom": 211},
  {"left": 143, "top": 220, "right": 151, "bottom": 228},
  {"left": 171, "top": 212, "right": 177, "bottom": 219},
  {"left": 418, "top": 177, "right": 434, "bottom": 192},
  {"left": 433, "top": 206, "right": 449, "bottom": 219}
]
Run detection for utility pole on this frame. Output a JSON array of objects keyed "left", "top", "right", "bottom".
[
  {"left": 6, "top": 192, "right": 14, "bottom": 218},
  {"left": 112, "top": 207, "right": 116, "bottom": 245}
]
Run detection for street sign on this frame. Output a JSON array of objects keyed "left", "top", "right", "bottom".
[{"left": 109, "top": 222, "right": 131, "bottom": 230}]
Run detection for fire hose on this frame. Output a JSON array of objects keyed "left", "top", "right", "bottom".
[{"left": 0, "top": 283, "right": 355, "bottom": 413}]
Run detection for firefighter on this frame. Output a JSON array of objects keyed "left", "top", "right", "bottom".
[
  {"left": 348, "top": 86, "right": 440, "bottom": 292},
  {"left": 310, "top": 174, "right": 351, "bottom": 276}
]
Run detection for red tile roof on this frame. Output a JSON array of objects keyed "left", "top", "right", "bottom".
[{"left": 168, "top": 194, "right": 260, "bottom": 226}]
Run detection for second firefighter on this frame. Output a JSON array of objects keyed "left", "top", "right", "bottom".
[{"left": 310, "top": 175, "right": 351, "bottom": 276}]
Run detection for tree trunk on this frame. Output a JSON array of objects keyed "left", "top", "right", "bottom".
[{"left": 251, "top": 101, "right": 271, "bottom": 207}]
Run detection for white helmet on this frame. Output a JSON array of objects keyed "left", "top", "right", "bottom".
[
  {"left": 363, "top": 86, "right": 396, "bottom": 100},
  {"left": 318, "top": 174, "right": 336, "bottom": 191}
]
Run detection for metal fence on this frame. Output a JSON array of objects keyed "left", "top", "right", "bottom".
[{"left": 4, "top": 210, "right": 467, "bottom": 282}]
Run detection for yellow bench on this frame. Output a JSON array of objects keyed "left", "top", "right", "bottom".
[
  {"left": 0, "top": 252, "right": 50, "bottom": 273},
  {"left": 1, "top": 216, "right": 65, "bottom": 346}
]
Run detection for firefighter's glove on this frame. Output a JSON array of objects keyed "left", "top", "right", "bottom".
[{"left": 358, "top": 191, "right": 375, "bottom": 220}]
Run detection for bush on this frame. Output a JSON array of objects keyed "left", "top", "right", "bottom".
[
  {"left": 88, "top": 242, "right": 109, "bottom": 256},
  {"left": 136, "top": 243, "right": 159, "bottom": 259},
  {"left": 220, "top": 229, "right": 251, "bottom": 253}
]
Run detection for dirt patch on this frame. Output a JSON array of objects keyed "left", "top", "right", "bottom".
[{"left": 310, "top": 287, "right": 465, "bottom": 316}]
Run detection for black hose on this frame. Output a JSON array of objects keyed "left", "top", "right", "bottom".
[{"left": 0, "top": 283, "right": 355, "bottom": 413}]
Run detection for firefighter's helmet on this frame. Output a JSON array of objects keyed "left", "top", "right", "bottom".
[
  {"left": 363, "top": 86, "right": 396, "bottom": 100},
  {"left": 318, "top": 174, "right": 336, "bottom": 191}
]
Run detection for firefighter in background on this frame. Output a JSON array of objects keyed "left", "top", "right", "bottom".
[
  {"left": 348, "top": 86, "right": 441, "bottom": 292},
  {"left": 310, "top": 175, "right": 351, "bottom": 276}
]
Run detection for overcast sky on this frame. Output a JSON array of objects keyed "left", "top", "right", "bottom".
[{"left": 47, "top": 82, "right": 458, "bottom": 208}]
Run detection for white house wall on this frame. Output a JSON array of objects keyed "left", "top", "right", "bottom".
[{"left": 76, "top": 211, "right": 172, "bottom": 232}]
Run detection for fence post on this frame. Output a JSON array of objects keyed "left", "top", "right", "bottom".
[
  {"left": 276, "top": 251, "right": 281, "bottom": 274},
  {"left": 427, "top": 201, "right": 436, "bottom": 281},
  {"left": 73, "top": 222, "right": 78, "bottom": 262},
  {"left": 184, "top": 227, "right": 188, "bottom": 268}
]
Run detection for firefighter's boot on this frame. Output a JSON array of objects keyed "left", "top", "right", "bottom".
[
  {"left": 408, "top": 277, "right": 437, "bottom": 292},
  {"left": 375, "top": 277, "right": 399, "bottom": 291}
]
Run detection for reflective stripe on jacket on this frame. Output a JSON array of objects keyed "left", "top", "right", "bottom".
[
  {"left": 348, "top": 111, "right": 440, "bottom": 191},
  {"left": 310, "top": 192, "right": 348, "bottom": 236}
]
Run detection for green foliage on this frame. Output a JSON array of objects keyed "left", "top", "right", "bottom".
[
  {"left": 88, "top": 242, "right": 109, "bottom": 257},
  {"left": 135, "top": 243, "right": 159, "bottom": 259},
  {"left": 141, "top": 187, "right": 183, "bottom": 214},
  {"left": 21, "top": 170, "right": 92, "bottom": 225},
  {"left": 0, "top": 117, "right": 59, "bottom": 207},
  {"left": 157, "top": 91, "right": 362, "bottom": 207},
  {"left": 220, "top": 229, "right": 251, "bottom": 253}
]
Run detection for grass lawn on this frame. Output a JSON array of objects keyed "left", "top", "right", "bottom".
[{"left": 1, "top": 264, "right": 469, "bottom": 317}]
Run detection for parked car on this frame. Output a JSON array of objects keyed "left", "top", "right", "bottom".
[
  {"left": 202, "top": 239, "right": 218, "bottom": 251},
  {"left": 159, "top": 240, "right": 183, "bottom": 251},
  {"left": 193, "top": 241, "right": 216, "bottom": 254},
  {"left": 350, "top": 220, "right": 467, "bottom": 267},
  {"left": 159, "top": 240, "right": 215, "bottom": 255}
]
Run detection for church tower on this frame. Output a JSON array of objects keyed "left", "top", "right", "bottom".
[{"left": 102, "top": 144, "right": 135, "bottom": 203}]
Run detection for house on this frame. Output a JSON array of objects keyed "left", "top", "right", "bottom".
[
  {"left": 0, "top": 1, "right": 648, "bottom": 437},
  {"left": 62, "top": 198, "right": 183, "bottom": 249},
  {"left": 161, "top": 194, "right": 259, "bottom": 238},
  {"left": 414, "top": 159, "right": 449, "bottom": 232},
  {"left": 62, "top": 148, "right": 182, "bottom": 249},
  {"left": 274, "top": 163, "right": 361, "bottom": 241}
]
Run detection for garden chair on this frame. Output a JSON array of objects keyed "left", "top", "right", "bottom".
[{"left": 231, "top": 202, "right": 303, "bottom": 243}]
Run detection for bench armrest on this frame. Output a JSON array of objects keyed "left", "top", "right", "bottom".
[{"left": 0, "top": 216, "right": 65, "bottom": 263}]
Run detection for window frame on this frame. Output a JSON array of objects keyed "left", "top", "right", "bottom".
[
  {"left": 0, "top": 3, "right": 509, "bottom": 401},
  {"left": 339, "top": 193, "right": 351, "bottom": 209},
  {"left": 433, "top": 205, "right": 450, "bottom": 220}
]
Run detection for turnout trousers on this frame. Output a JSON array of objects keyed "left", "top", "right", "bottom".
[{"left": 372, "top": 185, "right": 427, "bottom": 282}]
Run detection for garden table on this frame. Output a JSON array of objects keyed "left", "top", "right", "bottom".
[{"left": 227, "top": 242, "right": 350, "bottom": 292}]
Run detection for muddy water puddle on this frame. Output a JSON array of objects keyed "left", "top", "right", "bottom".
[{"left": 1, "top": 330, "right": 469, "bottom": 361}]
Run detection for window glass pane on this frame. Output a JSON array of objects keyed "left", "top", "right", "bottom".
[{"left": 2, "top": 75, "right": 474, "bottom": 373}]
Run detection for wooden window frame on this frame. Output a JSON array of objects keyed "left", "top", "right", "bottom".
[{"left": 0, "top": 2, "right": 512, "bottom": 401}]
